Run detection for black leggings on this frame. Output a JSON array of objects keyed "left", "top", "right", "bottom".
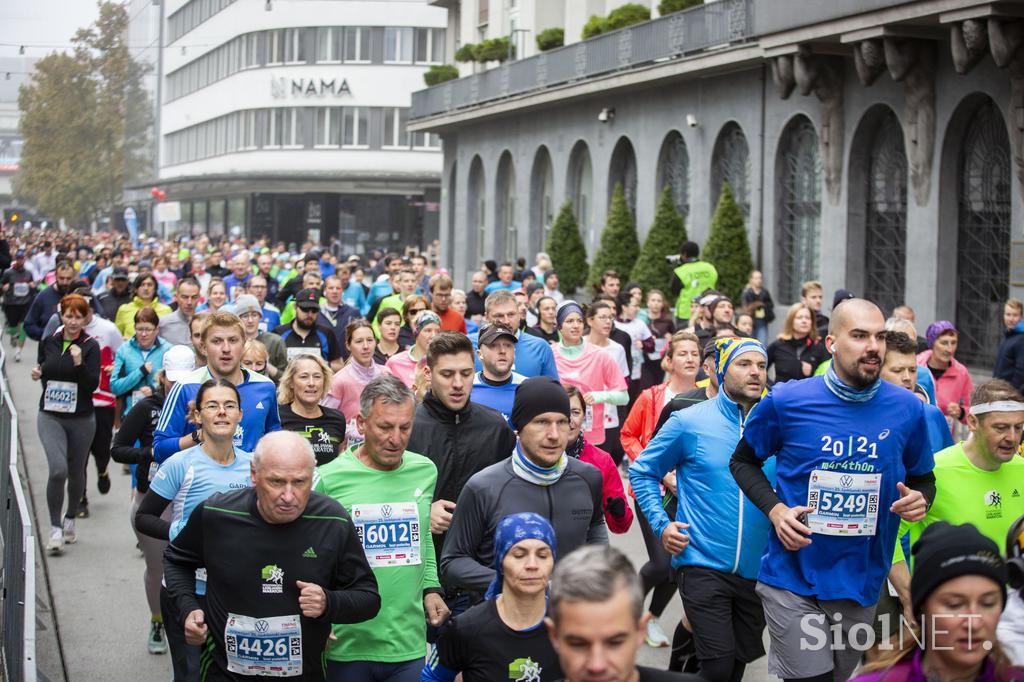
[
  {"left": 785, "top": 675, "right": 833, "bottom": 682},
  {"left": 636, "top": 496, "right": 677, "bottom": 617},
  {"left": 88, "top": 405, "right": 115, "bottom": 476},
  {"left": 602, "top": 425, "right": 626, "bottom": 466},
  {"left": 701, "top": 657, "right": 746, "bottom": 682}
]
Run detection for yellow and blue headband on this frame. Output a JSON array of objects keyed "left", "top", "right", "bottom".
[{"left": 714, "top": 336, "right": 767, "bottom": 384}]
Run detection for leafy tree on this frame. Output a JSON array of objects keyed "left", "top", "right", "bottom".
[
  {"left": 582, "top": 15, "right": 606, "bottom": 39},
  {"left": 473, "top": 37, "right": 512, "bottom": 62},
  {"left": 546, "top": 201, "right": 588, "bottom": 295},
  {"left": 536, "top": 28, "right": 565, "bottom": 52},
  {"left": 658, "top": 0, "right": 703, "bottom": 15},
  {"left": 423, "top": 64, "right": 459, "bottom": 86},
  {"left": 632, "top": 186, "right": 687, "bottom": 295},
  {"left": 454, "top": 43, "right": 476, "bottom": 62},
  {"left": 702, "top": 183, "right": 754, "bottom": 302},
  {"left": 589, "top": 183, "right": 639, "bottom": 287},
  {"left": 15, "top": 1, "right": 151, "bottom": 227},
  {"left": 605, "top": 3, "right": 652, "bottom": 31}
]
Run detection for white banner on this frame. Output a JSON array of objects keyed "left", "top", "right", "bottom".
[{"left": 155, "top": 201, "right": 181, "bottom": 223}]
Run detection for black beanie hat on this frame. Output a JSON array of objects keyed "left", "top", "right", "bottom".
[
  {"left": 910, "top": 522, "right": 1007, "bottom": 617},
  {"left": 511, "top": 376, "right": 571, "bottom": 431}
]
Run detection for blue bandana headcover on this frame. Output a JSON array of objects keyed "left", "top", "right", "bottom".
[
  {"left": 485, "top": 512, "right": 558, "bottom": 600},
  {"left": 556, "top": 300, "right": 584, "bottom": 329},
  {"left": 713, "top": 336, "right": 767, "bottom": 385}
]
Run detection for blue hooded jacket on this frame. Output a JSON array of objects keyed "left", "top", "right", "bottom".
[
  {"left": 994, "top": 319, "right": 1024, "bottom": 391},
  {"left": 630, "top": 389, "right": 776, "bottom": 579},
  {"left": 110, "top": 336, "right": 172, "bottom": 410}
]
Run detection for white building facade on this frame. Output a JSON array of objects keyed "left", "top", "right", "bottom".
[{"left": 135, "top": 0, "right": 446, "bottom": 251}]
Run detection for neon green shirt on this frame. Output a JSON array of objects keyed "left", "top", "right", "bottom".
[
  {"left": 372, "top": 292, "right": 405, "bottom": 338},
  {"left": 894, "top": 442, "right": 1024, "bottom": 566},
  {"left": 673, "top": 260, "right": 718, "bottom": 319},
  {"left": 314, "top": 445, "right": 439, "bottom": 663}
]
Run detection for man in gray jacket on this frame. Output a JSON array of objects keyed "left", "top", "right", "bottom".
[{"left": 440, "top": 376, "right": 608, "bottom": 595}]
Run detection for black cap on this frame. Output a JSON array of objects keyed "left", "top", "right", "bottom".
[
  {"left": 833, "top": 288, "right": 856, "bottom": 310},
  {"left": 295, "top": 288, "right": 321, "bottom": 310},
  {"left": 110, "top": 266, "right": 129, "bottom": 280},
  {"left": 511, "top": 376, "right": 571, "bottom": 431},
  {"left": 910, "top": 522, "right": 1007, "bottom": 617},
  {"left": 479, "top": 323, "right": 518, "bottom": 347}
]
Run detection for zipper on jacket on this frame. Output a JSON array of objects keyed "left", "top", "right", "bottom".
[
  {"left": 733, "top": 401, "right": 747, "bottom": 573},
  {"left": 546, "top": 486, "right": 553, "bottom": 520}
]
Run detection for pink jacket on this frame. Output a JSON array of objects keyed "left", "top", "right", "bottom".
[
  {"left": 916, "top": 350, "right": 973, "bottom": 431},
  {"left": 579, "top": 440, "right": 634, "bottom": 534}
]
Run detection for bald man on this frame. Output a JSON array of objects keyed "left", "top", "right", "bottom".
[
  {"left": 729, "top": 299, "right": 936, "bottom": 682},
  {"left": 164, "top": 432, "right": 380, "bottom": 680}
]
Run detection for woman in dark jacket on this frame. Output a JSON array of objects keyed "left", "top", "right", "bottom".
[
  {"left": 34, "top": 293, "right": 100, "bottom": 555},
  {"left": 767, "top": 302, "right": 829, "bottom": 383}
]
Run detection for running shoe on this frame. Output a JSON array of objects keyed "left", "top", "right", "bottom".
[
  {"left": 147, "top": 620, "right": 167, "bottom": 654},
  {"left": 46, "top": 527, "right": 64, "bottom": 555},
  {"left": 77, "top": 496, "right": 89, "bottom": 518},
  {"left": 62, "top": 517, "right": 77, "bottom": 544},
  {"left": 14, "top": 347, "right": 20, "bottom": 362},
  {"left": 645, "top": 617, "right": 670, "bottom": 648},
  {"left": 97, "top": 470, "right": 111, "bottom": 495}
]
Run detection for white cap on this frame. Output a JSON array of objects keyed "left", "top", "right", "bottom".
[{"left": 163, "top": 345, "right": 197, "bottom": 383}]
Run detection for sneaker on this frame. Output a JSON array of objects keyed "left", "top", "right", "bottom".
[
  {"left": 62, "top": 517, "right": 77, "bottom": 544},
  {"left": 97, "top": 470, "right": 111, "bottom": 495},
  {"left": 14, "top": 347, "right": 21, "bottom": 362},
  {"left": 46, "top": 527, "right": 64, "bottom": 555},
  {"left": 645, "top": 617, "right": 670, "bottom": 648},
  {"left": 77, "top": 497, "right": 89, "bottom": 519},
  {"left": 147, "top": 620, "right": 168, "bottom": 654}
]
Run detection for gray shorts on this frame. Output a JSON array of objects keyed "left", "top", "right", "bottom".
[{"left": 756, "top": 581, "right": 877, "bottom": 681}]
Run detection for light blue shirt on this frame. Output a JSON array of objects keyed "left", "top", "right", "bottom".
[{"left": 149, "top": 444, "right": 253, "bottom": 540}]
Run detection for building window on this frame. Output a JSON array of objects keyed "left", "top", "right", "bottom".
[
  {"left": 955, "top": 97, "right": 1011, "bottom": 367},
  {"left": 284, "top": 28, "right": 305, "bottom": 64},
  {"left": 385, "top": 27, "right": 414, "bottom": 63},
  {"left": 775, "top": 116, "right": 822, "bottom": 303},
  {"left": 267, "top": 30, "right": 285, "bottom": 65},
  {"left": 245, "top": 32, "right": 260, "bottom": 68},
  {"left": 568, "top": 143, "right": 592, "bottom": 240},
  {"left": 415, "top": 28, "right": 444, "bottom": 64},
  {"left": 317, "top": 27, "right": 340, "bottom": 63},
  {"left": 607, "top": 137, "right": 638, "bottom": 218},
  {"left": 412, "top": 131, "right": 440, "bottom": 149},
  {"left": 384, "top": 108, "right": 409, "bottom": 148},
  {"left": 344, "top": 27, "right": 370, "bottom": 62},
  {"left": 862, "top": 110, "right": 907, "bottom": 317},
  {"left": 315, "top": 108, "right": 341, "bottom": 147},
  {"left": 711, "top": 122, "right": 751, "bottom": 219},
  {"left": 342, "top": 107, "right": 368, "bottom": 147},
  {"left": 657, "top": 132, "right": 689, "bottom": 218},
  {"left": 242, "top": 110, "right": 258, "bottom": 149}
]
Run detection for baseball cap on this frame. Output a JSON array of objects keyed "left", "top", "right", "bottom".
[
  {"left": 162, "top": 345, "right": 196, "bottom": 382},
  {"left": 295, "top": 288, "right": 321, "bottom": 310},
  {"left": 14, "top": 249, "right": 24, "bottom": 258},
  {"left": 110, "top": 266, "right": 130, "bottom": 280},
  {"left": 234, "top": 294, "right": 261, "bottom": 317},
  {"left": 479, "top": 323, "right": 518, "bottom": 347}
]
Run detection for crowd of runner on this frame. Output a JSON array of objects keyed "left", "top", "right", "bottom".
[{"left": 5, "top": 225, "right": 1024, "bottom": 682}]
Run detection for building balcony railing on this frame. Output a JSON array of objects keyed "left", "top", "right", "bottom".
[{"left": 410, "top": 0, "right": 755, "bottom": 121}]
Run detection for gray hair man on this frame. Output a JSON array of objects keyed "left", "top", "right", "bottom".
[{"left": 546, "top": 545, "right": 701, "bottom": 682}]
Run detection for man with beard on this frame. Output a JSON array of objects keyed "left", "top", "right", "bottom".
[
  {"left": 255, "top": 252, "right": 280, "bottom": 304},
  {"left": 273, "top": 288, "right": 344, "bottom": 371},
  {"left": 26, "top": 261, "right": 81, "bottom": 340},
  {"left": 631, "top": 337, "right": 771, "bottom": 682},
  {"left": 728, "top": 299, "right": 936, "bottom": 682}
]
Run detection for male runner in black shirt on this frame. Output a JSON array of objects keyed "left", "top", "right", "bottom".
[{"left": 163, "top": 431, "right": 380, "bottom": 680}]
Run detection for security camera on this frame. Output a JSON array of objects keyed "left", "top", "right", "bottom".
[
  {"left": 598, "top": 108, "right": 615, "bottom": 123},
  {"left": 686, "top": 114, "right": 698, "bottom": 128}
]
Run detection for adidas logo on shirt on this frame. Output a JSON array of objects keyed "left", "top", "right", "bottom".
[
  {"left": 256, "top": 401, "right": 265, "bottom": 410},
  {"left": 302, "top": 547, "right": 317, "bottom": 558},
  {"left": 1013, "top": 489, "right": 1020, "bottom": 498}
]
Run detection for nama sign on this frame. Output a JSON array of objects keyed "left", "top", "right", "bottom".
[{"left": 271, "top": 77, "right": 352, "bottom": 99}]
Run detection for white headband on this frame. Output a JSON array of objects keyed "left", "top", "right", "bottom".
[{"left": 969, "top": 401, "right": 1024, "bottom": 415}]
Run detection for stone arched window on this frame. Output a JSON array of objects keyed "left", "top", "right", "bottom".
[
  {"left": 608, "top": 136, "right": 638, "bottom": 217},
  {"left": 567, "top": 141, "right": 593, "bottom": 244},
  {"left": 468, "top": 155, "right": 486, "bottom": 264},
  {"left": 775, "top": 115, "right": 822, "bottom": 303},
  {"left": 955, "top": 97, "right": 1011, "bottom": 367},
  {"left": 530, "top": 146, "right": 555, "bottom": 253},
  {"left": 495, "top": 151, "right": 517, "bottom": 262},
  {"left": 656, "top": 131, "right": 689, "bottom": 219},
  {"left": 862, "top": 109, "right": 908, "bottom": 316},
  {"left": 711, "top": 122, "right": 750, "bottom": 219}
]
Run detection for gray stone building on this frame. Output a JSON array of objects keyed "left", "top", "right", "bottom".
[{"left": 409, "top": 0, "right": 1024, "bottom": 368}]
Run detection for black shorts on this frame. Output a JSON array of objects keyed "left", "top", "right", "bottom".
[
  {"left": 3, "top": 304, "right": 29, "bottom": 327},
  {"left": 678, "top": 566, "right": 766, "bottom": 663}
]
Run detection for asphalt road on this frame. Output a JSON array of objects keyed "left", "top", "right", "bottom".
[{"left": 12, "top": 334, "right": 774, "bottom": 681}]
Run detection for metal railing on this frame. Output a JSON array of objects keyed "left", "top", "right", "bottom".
[
  {"left": 410, "top": 0, "right": 755, "bottom": 120},
  {"left": 0, "top": 341, "right": 36, "bottom": 682}
]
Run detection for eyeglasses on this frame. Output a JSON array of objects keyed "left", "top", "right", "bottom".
[
  {"left": 200, "top": 401, "right": 240, "bottom": 412},
  {"left": 408, "top": 308, "right": 427, "bottom": 315}
]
